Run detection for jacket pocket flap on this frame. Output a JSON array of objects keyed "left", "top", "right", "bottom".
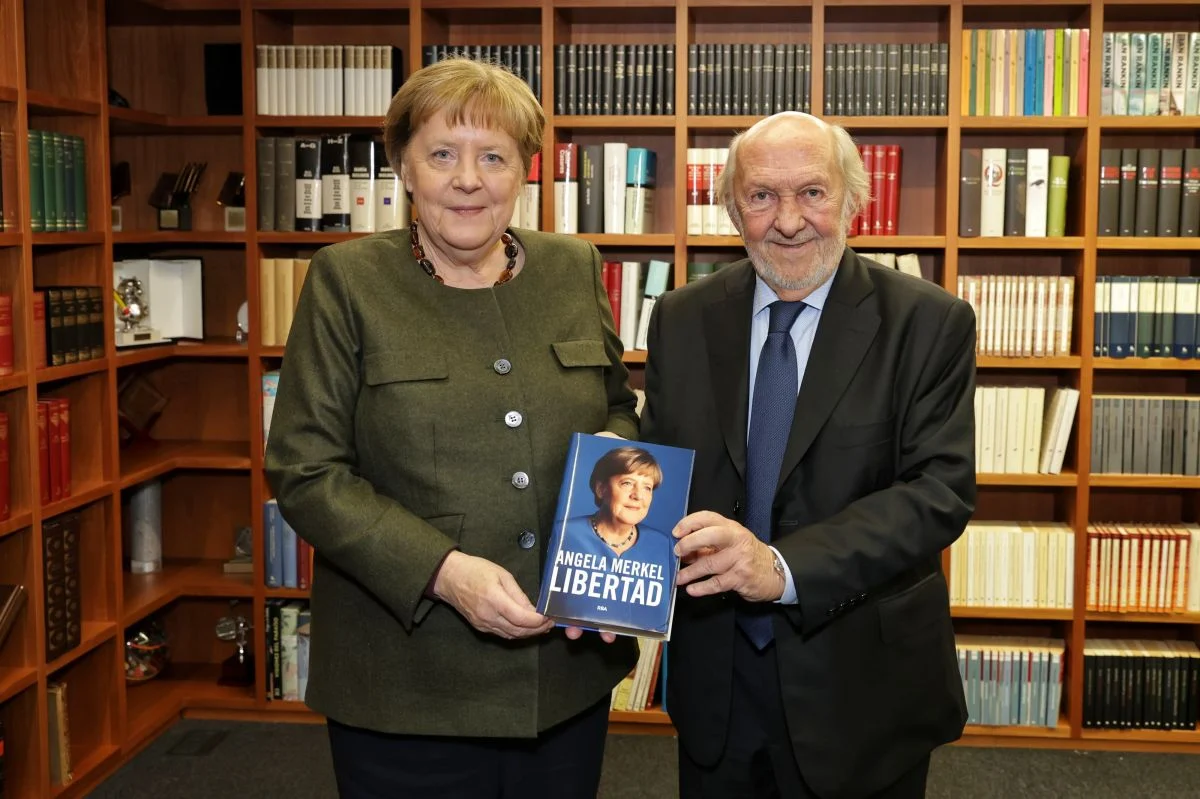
[
  {"left": 552, "top": 339, "right": 608, "bottom": 367},
  {"left": 363, "top": 351, "right": 448, "bottom": 385},
  {"left": 827, "top": 416, "right": 895, "bottom": 448},
  {"left": 876, "top": 571, "right": 945, "bottom": 643}
]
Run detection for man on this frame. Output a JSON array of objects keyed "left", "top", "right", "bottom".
[{"left": 642, "top": 112, "right": 975, "bottom": 798}]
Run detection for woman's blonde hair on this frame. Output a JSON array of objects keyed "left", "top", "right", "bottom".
[
  {"left": 589, "top": 447, "right": 663, "bottom": 506},
  {"left": 383, "top": 57, "right": 545, "bottom": 175}
]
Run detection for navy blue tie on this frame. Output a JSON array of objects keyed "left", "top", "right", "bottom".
[{"left": 739, "top": 300, "right": 806, "bottom": 649}]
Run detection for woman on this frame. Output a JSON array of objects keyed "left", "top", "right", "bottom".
[{"left": 264, "top": 57, "right": 638, "bottom": 798}]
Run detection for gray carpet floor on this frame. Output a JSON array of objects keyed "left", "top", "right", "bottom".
[{"left": 87, "top": 718, "right": 1200, "bottom": 798}]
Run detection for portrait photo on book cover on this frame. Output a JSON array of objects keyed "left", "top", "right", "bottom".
[{"left": 538, "top": 433, "right": 695, "bottom": 640}]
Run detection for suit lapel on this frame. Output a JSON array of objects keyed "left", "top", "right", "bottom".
[
  {"left": 704, "top": 263, "right": 756, "bottom": 483},
  {"left": 777, "top": 250, "right": 880, "bottom": 489}
]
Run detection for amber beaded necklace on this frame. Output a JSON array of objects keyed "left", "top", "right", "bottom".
[{"left": 409, "top": 221, "right": 519, "bottom": 286}]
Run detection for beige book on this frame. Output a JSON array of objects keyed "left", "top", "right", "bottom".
[
  {"left": 275, "top": 259, "right": 295, "bottom": 346},
  {"left": 260, "top": 259, "right": 277, "bottom": 347},
  {"left": 292, "top": 258, "right": 310, "bottom": 309},
  {"left": 47, "top": 680, "right": 72, "bottom": 786}
]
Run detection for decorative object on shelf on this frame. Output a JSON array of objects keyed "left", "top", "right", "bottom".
[
  {"left": 150, "top": 161, "right": 206, "bottom": 231},
  {"left": 113, "top": 276, "right": 165, "bottom": 348},
  {"left": 223, "top": 525, "right": 253, "bottom": 574},
  {"left": 113, "top": 258, "right": 205, "bottom": 344},
  {"left": 116, "top": 372, "right": 169, "bottom": 447},
  {"left": 217, "top": 171, "right": 246, "bottom": 232},
  {"left": 111, "top": 161, "right": 130, "bottom": 232},
  {"left": 215, "top": 600, "right": 254, "bottom": 687},
  {"left": 125, "top": 618, "right": 169, "bottom": 682},
  {"left": 235, "top": 301, "right": 249, "bottom": 343},
  {"left": 127, "top": 479, "right": 163, "bottom": 574}
]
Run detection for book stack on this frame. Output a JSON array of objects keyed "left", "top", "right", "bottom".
[
  {"left": 555, "top": 44, "right": 672, "bottom": 115},
  {"left": 962, "top": 28, "right": 1091, "bottom": 116},
  {"left": 1100, "top": 31, "right": 1200, "bottom": 116},
  {"left": 823, "top": 42, "right": 946, "bottom": 116},
  {"left": 1084, "top": 524, "right": 1200, "bottom": 613},
  {"left": 553, "top": 143, "right": 657, "bottom": 236},
  {"left": 959, "top": 148, "right": 1070, "bottom": 237},
  {"left": 1091, "top": 395, "right": 1200, "bottom": 476},
  {"left": 691, "top": 43, "right": 812, "bottom": 116},
  {"left": 1097, "top": 148, "right": 1200, "bottom": 237},
  {"left": 255, "top": 45, "right": 403, "bottom": 116},
  {"left": 950, "top": 523, "right": 1075, "bottom": 610},
  {"left": 27, "top": 131, "right": 87, "bottom": 233}
]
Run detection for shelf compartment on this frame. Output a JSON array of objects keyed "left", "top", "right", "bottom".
[
  {"left": 36, "top": 358, "right": 110, "bottom": 384},
  {"left": 25, "top": 91, "right": 102, "bottom": 117},
  {"left": 126, "top": 661, "right": 256, "bottom": 751},
  {"left": 49, "top": 744, "right": 121, "bottom": 799},
  {"left": 120, "top": 440, "right": 252, "bottom": 486},
  {"left": 41, "top": 478, "right": 113, "bottom": 519},
  {"left": 46, "top": 620, "right": 116, "bottom": 673},
  {"left": 116, "top": 338, "right": 249, "bottom": 367},
  {"left": 124, "top": 558, "right": 254, "bottom": 627},
  {"left": 109, "top": 108, "right": 244, "bottom": 135}
]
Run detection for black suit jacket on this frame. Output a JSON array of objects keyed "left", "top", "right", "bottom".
[{"left": 643, "top": 249, "right": 975, "bottom": 799}]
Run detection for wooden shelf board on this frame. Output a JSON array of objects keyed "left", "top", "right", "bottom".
[
  {"left": 255, "top": 115, "right": 383, "bottom": 130},
  {"left": 109, "top": 107, "right": 243, "bottom": 134},
  {"left": 1093, "top": 357, "right": 1200, "bottom": 371},
  {"left": 962, "top": 717, "right": 1072, "bottom": 739},
  {"left": 42, "top": 479, "right": 114, "bottom": 518},
  {"left": 1088, "top": 475, "right": 1200, "bottom": 489},
  {"left": 49, "top": 744, "right": 121, "bottom": 799},
  {"left": 260, "top": 346, "right": 285, "bottom": 358},
  {"left": 958, "top": 237, "right": 1085, "bottom": 250},
  {"left": 0, "top": 86, "right": 17, "bottom": 102},
  {"left": 977, "top": 472, "right": 1076, "bottom": 486},
  {"left": 1096, "top": 237, "right": 1200, "bottom": 251},
  {"left": 0, "top": 232, "right": 22, "bottom": 247},
  {"left": 0, "top": 371, "right": 29, "bottom": 392},
  {"left": 1081, "top": 726, "right": 1200, "bottom": 744},
  {"left": 127, "top": 662, "right": 254, "bottom": 746},
  {"left": 112, "top": 230, "right": 247, "bottom": 244},
  {"left": 116, "top": 338, "right": 248, "bottom": 367},
  {"left": 608, "top": 707, "right": 671, "bottom": 725},
  {"left": 424, "top": 0, "right": 541, "bottom": 7},
  {"left": 120, "top": 439, "right": 251, "bottom": 487},
  {"left": 36, "top": 358, "right": 109, "bottom": 384},
  {"left": 952, "top": 607, "right": 1074, "bottom": 620},
  {"left": 624, "top": 350, "right": 648, "bottom": 364},
  {"left": 46, "top": 620, "right": 117, "bottom": 675},
  {"left": 26, "top": 91, "right": 102, "bottom": 116},
  {"left": 31, "top": 232, "right": 105, "bottom": 246},
  {"left": 1100, "top": 116, "right": 1200, "bottom": 130},
  {"left": 0, "top": 510, "right": 35, "bottom": 541},
  {"left": 827, "top": 116, "right": 950, "bottom": 130},
  {"left": 977, "top": 356, "right": 1081, "bottom": 369},
  {"left": 265, "top": 587, "right": 311, "bottom": 600},
  {"left": 577, "top": 234, "right": 675, "bottom": 247},
  {"left": 1085, "top": 611, "right": 1200, "bottom": 624},
  {"left": 554, "top": 115, "right": 676, "bottom": 129},
  {"left": 851, "top": 235, "right": 947, "bottom": 248},
  {"left": 0, "top": 665, "right": 39, "bottom": 704},
  {"left": 959, "top": 116, "right": 1087, "bottom": 130},
  {"left": 124, "top": 558, "right": 254, "bottom": 627},
  {"left": 256, "top": 231, "right": 362, "bottom": 245}
]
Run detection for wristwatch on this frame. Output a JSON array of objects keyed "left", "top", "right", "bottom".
[{"left": 769, "top": 548, "right": 786, "bottom": 580}]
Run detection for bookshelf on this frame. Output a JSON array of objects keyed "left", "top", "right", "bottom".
[{"left": 0, "top": 0, "right": 1197, "bottom": 794}]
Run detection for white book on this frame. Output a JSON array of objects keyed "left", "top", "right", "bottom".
[
  {"left": 979, "top": 148, "right": 1006, "bottom": 237},
  {"left": 1005, "top": 386, "right": 1026, "bottom": 473},
  {"left": 331, "top": 46, "right": 343, "bottom": 116},
  {"left": 521, "top": 183, "right": 541, "bottom": 231},
  {"left": 269, "top": 46, "right": 283, "bottom": 116},
  {"left": 313, "top": 45, "right": 326, "bottom": 116},
  {"left": 1024, "top": 386, "right": 1045, "bottom": 474},
  {"left": 1128, "top": 33, "right": 1146, "bottom": 116},
  {"left": 685, "top": 147, "right": 704, "bottom": 235},
  {"left": 703, "top": 148, "right": 722, "bottom": 235},
  {"left": 285, "top": 45, "right": 297, "bottom": 115},
  {"left": 1024, "top": 148, "right": 1049, "bottom": 236},
  {"left": 619, "top": 261, "right": 642, "bottom": 349},
  {"left": 256, "top": 45, "right": 269, "bottom": 115},
  {"left": 1048, "top": 387, "right": 1080, "bottom": 475},
  {"left": 896, "top": 253, "right": 922, "bottom": 280},
  {"left": 603, "top": 142, "right": 628, "bottom": 234},
  {"left": 716, "top": 148, "right": 735, "bottom": 235},
  {"left": 1037, "top": 388, "right": 1066, "bottom": 474},
  {"left": 381, "top": 47, "right": 393, "bottom": 114},
  {"left": 343, "top": 46, "right": 355, "bottom": 115},
  {"left": 296, "top": 45, "right": 309, "bottom": 117},
  {"left": 1056, "top": 276, "right": 1074, "bottom": 357},
  {"left": 993, "top": 387, "right": 1008, "bottom": 473},
  {"left": 634, "top": 260, "right": 671, "bottom": 350},
  {"left": 1187, "top": 32, "right": 1200, "bottom": 116},
  {"left": 1170, "top": 32, "right": 1188, "bottom": 115},
  {"left": 553, "top": 181, "right": 578, "bottom": 234},
  {"left": 1114, "top": 33, "right": 1130, "bottom": 115},
  {"left": 1100, "top": 32, "right": 1113, "bottom": 115},
  {"left": 349, "top": 175, "right": 375, "bottom": 233},
  {"left": 354, "top": 46, "right": 367, "bottom": 117},
  {"left": 375, "top": 168, "right": 406, "bottom": 232}
]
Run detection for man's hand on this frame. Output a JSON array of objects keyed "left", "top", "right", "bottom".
[
  {"left": 673, "top": 511, "right": 785, "bottom": 603},
  {"left": 433, "top": 551, "right": 555, "bottom": 639}
]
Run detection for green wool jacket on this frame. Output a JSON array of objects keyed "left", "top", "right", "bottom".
[{"left": 264, "top": 228, "right": 640, "bottom": 737}]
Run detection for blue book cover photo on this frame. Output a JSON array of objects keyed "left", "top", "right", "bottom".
[{"left": 537, "top": 433, "right": 695, "bottom": 640}]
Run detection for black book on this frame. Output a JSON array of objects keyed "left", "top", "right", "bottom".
[
  {"left": 1117, "top": 148, "right": 1139, "bottom": 237},
  {"left": 1135, "top": 148, "right": 1160, "bottom": 237},
  {"left": 1004, "top": 148, "right": 1027, "bottom": 236},
  {"left": 1097, "top": 149, "right": 1121, "bottom": 237},
  {"left": 294, "top": 137, "right": 322, "bottom": 232},
  {"left": 320, "top": 134, "right": 351, "bottom": 231},
  {"left": 1181, "top": 148, "right": 1200, "bottom": 237},
  {"left": 1157, "top": 149, "right": 1184, "bottom": 237}
]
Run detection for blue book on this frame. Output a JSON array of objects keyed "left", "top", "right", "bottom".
[
  {"left": 280, "top": 512, "right": 298, "bottom": 589},
  {"left": 537, "top": 433, "right": 694, "bottom": 640},
  {"left": 264, "top": 499, "right": 283, "bottom": 588}
]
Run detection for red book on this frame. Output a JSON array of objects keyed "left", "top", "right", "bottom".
[
  {"left": 36, "top": 401, "right": 50, "bottom": 505},
  {"left": 859, "top": 145, "right": 875, "bottom": 236},
  {"left": 871, "top": 144, "right": 887, "bottom": 236},
  {"left": 55, "top": 397, "right": 70, "bottom": 498},
  {"left": 46, "top": 399, "right": 61, "bottom": 502},
  {"left": 32, "top": 291, "right": 46, "bottom": 370},
  {"left": 884, "top": 145, "right": 902, "bottom": 236},
  {"left": 297, "top": 539, "right": 311, "bottom": 590},
  {"left": 0, "top": 294, "right": 12, "bottom": 376},
  {"left": 0, "top": 411, "right": 9, "bottom": 520},
  {"left": 603, "top": 261, "right": 622, "bottom": 333}
]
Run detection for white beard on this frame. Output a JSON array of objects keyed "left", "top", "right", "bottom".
[{"left": 746, "top": 228, "right": 846, "bottom": 293}]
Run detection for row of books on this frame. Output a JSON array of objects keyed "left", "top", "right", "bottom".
[
  {"left": 959, "top": 148, "right": 1070, "bottom": 238},
  {"left": 950, "top": 523, "right": 1075, "bottom": 610},
  {"left": 265, "top": 598, "right": 311, "bottom": 703},
  {"left": 1086, "top": 524, "right": 1199, "bottom": 614},
  {"left": 1097, "top": 148, "right": 1200, "bottom": 238},
  {"left": 256, "top": 135, "right": 408, "bottom": 234},
  {"left": 955, "top": 636, "right": 1065, "bottom": 728},
  {"left": 423, "top": 44, "right": 541, "bottom": 103},
  {"left": 604, "top": 260, "right": 670, "bottom": 351},
  {"left": 0, "top": 132, "right": 14, "bottom": 233},
  {"left": 858, "top": 252, "right": 924, "bottom": 280},
  {"left": 555, "top": 43, "right": 674, "bottom": 116},
  {"left": 823, "top": 43, "right": 948, "bottom": 117},
  {"left": 43, "top": 512, "right": 81, "bottom": 665},
  {"left": 685, "top": 261, "right": 732, "bottom": 283},
  {"left": 259, "top": 258, "right": 311, "bottom": 348},
  {"left": 963, "top": 28, "right": 1090, "bottom": 117},
  {"left": 263, "top": 498, "right": 312, "bottom": 591},
  {"left": 612, "top": 638, "right": 663, "bottom": 713},
  {"left": 1100, "top": 32, "right": 1200, "bottom": 117},
  {"left": 28, "top": 131, "right": 88, "bottom": 234},
  {"left": 1091, "top": 395, "right": 1200, "bottom": 478},
  {"left": 690, "top": 43, "right": 811, "bottom": 117},
  {"left": 509, "top": 152, "right": 542, "bottom": 231},
  {"left": 1096, "top": 275, "right": 1200, "bottom": 360},
  {"left": 1083, "top": 640, "right": 1200, "bottom": 730},
  {"left": 553, "top": 143, "right": 656, "bottom": 236},
  {"left": 684, "top": 147, "right": 732, "bottom": 237},
  {"left": 40, "top": 287, "right": 104, "bottom": 369},
  {"left": 254, "top": 44, "right": 402, "bottom": 117},
  {"left": 849, "top": 144, "right": 903, "bottom": 238},
  {"left": 37, "top": 399, "right": 71, "bottom": 506},
  {"left": 974, "top": 386, "right": 1079, "bottom": 477},
  {"left": 957, "top": 275, "right": 1075, "bottom": 359}
]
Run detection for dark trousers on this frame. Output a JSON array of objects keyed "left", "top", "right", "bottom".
[
  {"left": 679, "top": 629, "right": 929, "bottom": 799},
  {"left": 327, "top": 698, "right": 611, "bottom": 799}
]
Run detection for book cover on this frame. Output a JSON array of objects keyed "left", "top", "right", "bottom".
[{"left": 537, "top": 433, "right": 694, "bottom": 640}]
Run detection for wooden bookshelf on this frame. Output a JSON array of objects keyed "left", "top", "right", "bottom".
[{"left": 0, "top": 0, "right": 1199, "bottom": 795}]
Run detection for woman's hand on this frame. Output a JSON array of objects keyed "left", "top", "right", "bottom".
[
  {"left": 433, "top": 551, "right": 554, "bottom": 639},
  {"left": 563, "top": 626, "right": 618, "bottom": 644}
]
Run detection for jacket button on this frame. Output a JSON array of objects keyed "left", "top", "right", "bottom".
[
  {"left": 505, "top": 411, "right": 523, "bottom": 428},
  {"left": 493, "top": 358, "right": 512, "bottom": 375},
  {"left": 511, "top": 472, "right": 530, "bottom": 489},
  {"left": 518, "top": 530, "right": 536, "bottom": 549}
]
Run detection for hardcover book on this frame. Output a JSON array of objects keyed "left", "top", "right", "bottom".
[{"left": 537, "top": 433, "right": 694, "bottom": 640}]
